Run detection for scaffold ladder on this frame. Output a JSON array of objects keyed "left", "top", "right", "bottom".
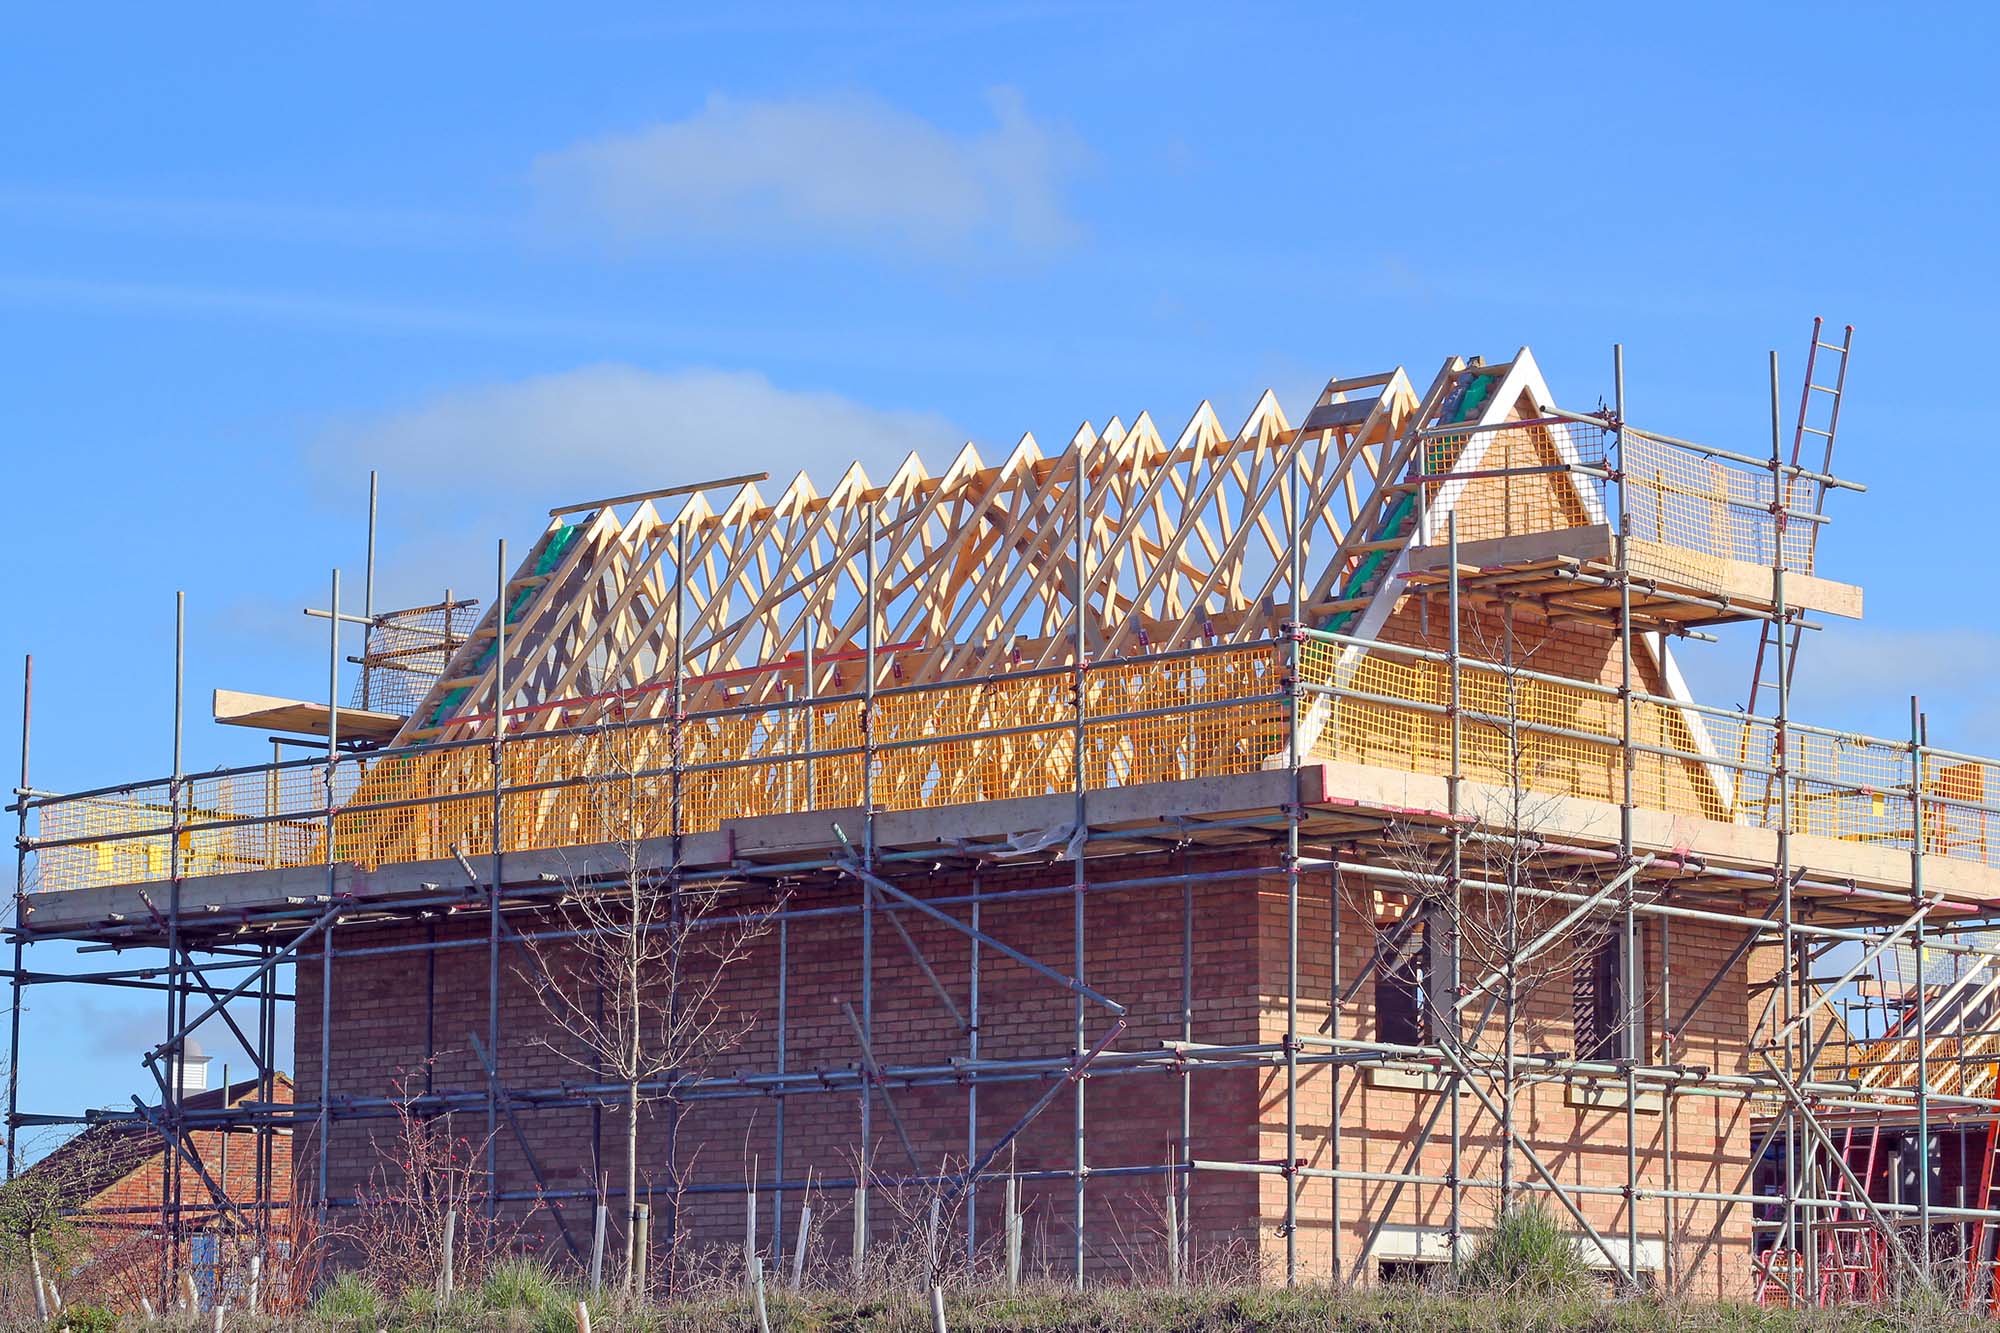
[
  {"left": 1966, "top": 1095, "right": 2000, "bottom": 1310},
  {"left": 1816, "top": 1121, "right": 1886, "bottom": 1304},
  {"left": 1744, "top": 317, "right": 1854, "bottom": 718}
]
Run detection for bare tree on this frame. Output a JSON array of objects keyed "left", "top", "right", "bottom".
[
  {"left": 0, "top": 1124, "right": 210, "bottom": 1318},
  {"left": 519, "top": 725, "right": 778, "bottom": 1292}
]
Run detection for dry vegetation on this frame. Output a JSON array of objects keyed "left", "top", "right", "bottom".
[{"left": 8, "top": 1279, "right": 1998, "bottom": 1333}]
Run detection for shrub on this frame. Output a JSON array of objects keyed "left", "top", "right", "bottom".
[
  {"left": 1456, "top": 1201, "right": 1590, "bottom": 1297},
  {"left": 311, "top": 1269, "right": 388, "bottom": 1325},
  {"left": 51, "top": 1305, "right": 119, "bottom": 1333}
]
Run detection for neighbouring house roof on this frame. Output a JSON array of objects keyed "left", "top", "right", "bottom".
[{"left": 17, "top": 1074, "right": 293, "bottom": 1213}]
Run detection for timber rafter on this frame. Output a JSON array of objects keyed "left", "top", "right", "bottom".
[{"left": 399, "top": 363, "right": 1457, "bottom": 745}]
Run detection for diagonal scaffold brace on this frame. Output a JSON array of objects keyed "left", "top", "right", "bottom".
[
  {"left": 142, "top": 897, "right": 348, "bottom": 1074},
  {"left": 831, "top": 853, "right": 1129, "bottom": 1215}
]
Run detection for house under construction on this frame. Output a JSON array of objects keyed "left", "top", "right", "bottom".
[{"left": 14, "top": 319, "right": 2000, "bottom": 1306}]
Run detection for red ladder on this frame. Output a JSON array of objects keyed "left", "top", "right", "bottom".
[
  {"left": 1816, "top": 1122, "right": 1886, "bottom": 1304},
  {"left": 1967, "top": 1104, "right": 2000, "bottom": 1311}
]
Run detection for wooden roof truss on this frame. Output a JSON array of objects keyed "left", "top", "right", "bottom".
[{"left": 397, "top": 364, "right": 1440, "bottom": 744}]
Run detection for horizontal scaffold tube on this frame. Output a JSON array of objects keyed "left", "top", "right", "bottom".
[{"left": 1317, "top": 857, "right": 1980, "bottom": 948}]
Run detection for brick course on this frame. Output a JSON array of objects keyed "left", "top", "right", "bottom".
[{"left": 296, "top": 843, "right": 1752, "bottom": 1293}]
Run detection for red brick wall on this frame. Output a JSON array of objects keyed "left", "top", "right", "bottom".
[
  {"left": 1249, "top": 872, "right": 1754, "bottom": 1296},
  {"left": 294, "top": 841, "right": 1754, "bottom": 1292},
  {"left": 295, "top": 852, "right": 1267, "bottom": 1280},
  {"left": 296, "top": 516, "right": 1759, "bottom": 1291}
]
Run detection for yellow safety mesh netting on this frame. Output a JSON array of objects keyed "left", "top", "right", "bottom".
[
  {"left": 1294, "top": 639, "right": 2000, "bottom": 867},
  {"left": 34, "top": 783, "right": 178, "bottom": 892},
  {"left": 1715, "top": 723, "right": 1918, "bottom": 852},
  {"left": 1621, "top": 432, "right": 1815, "bottom": 589},
  {"left": 35, "top": 762, "right": 358, "bottom": 894},
  {"left": 33, "top": 637, "right": 2000, "bottom": 892},
  {"left": 1920, "top": 754, "right": 1997, "bottom": 864},
  {"left": 1298, "top": 641, "right": 1727, "bottom": 822},
  {"left": 30, "top": 647, "right": 1283, "bottom": 891},
  {"left": 1421, "top": 420, "right": 1607, "bottom": 545},
  {"left": 870, "top": 670, "right": 1074, "bottom": 810},
  {"left": 1082, "top": 650, "right": 1284, "bottom": 790}
]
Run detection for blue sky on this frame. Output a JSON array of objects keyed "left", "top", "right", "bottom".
[{"left": 4, "top": 3, "right": 1997, "bottom": 1144}]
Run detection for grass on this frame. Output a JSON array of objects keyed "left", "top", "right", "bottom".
[
  {"left": 476, "top": 1257, "right": 588, "bottom": 1333},
  {"left": 48, "top": 1307, "right": 119, "bottom": 1333},
  {"left": 263, "top": 1274, "right": 1999, "bottom": 1332},
  {"left": 1452, "top": 1201, "right": 1590, "bottom": 1297},
  {"left": 309, "top": 1269, "right": 388, "bottom": 1326}
]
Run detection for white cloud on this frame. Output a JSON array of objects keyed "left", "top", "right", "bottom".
[
  {"left": 294, "top": 366, "right": 964, "bottom": 664},
  {"left": 316, "top": 363, "right": 963, "bottom": 513},
  {"left": 0, "top": 272, "right": 680, "bottom": 340},
  {"left": 532, "top": 88, "right": 1084, "bottom": 255}
]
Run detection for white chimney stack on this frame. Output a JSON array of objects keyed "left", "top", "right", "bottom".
[{"left": 175, "top": 1036, "right": 210, "bottom": 1095}]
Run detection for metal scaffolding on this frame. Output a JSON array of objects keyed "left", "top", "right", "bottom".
[{"left": 15, "top": 324, "right": 2000, "bottom": 1310}]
